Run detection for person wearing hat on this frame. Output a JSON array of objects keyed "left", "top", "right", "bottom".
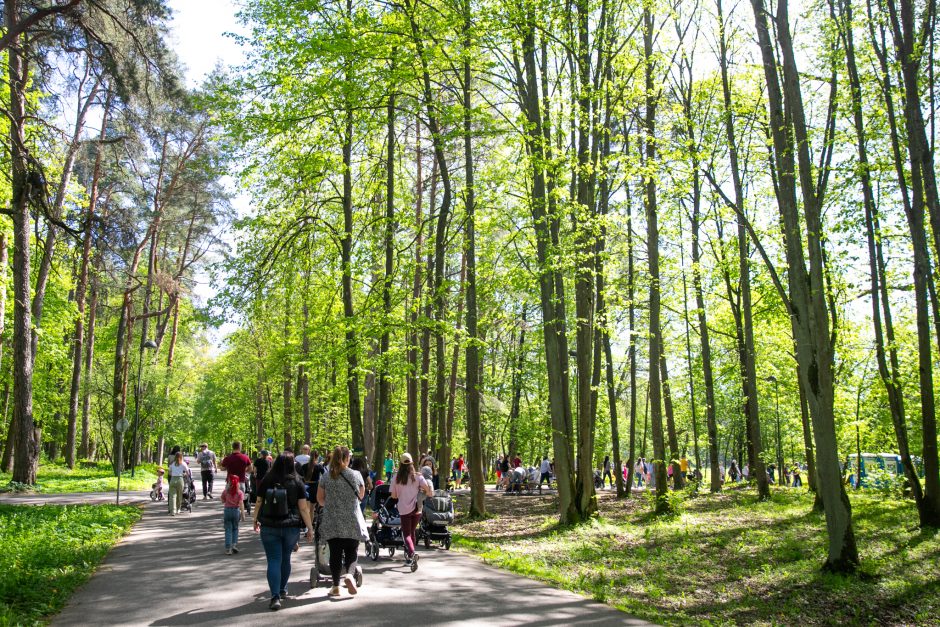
[
  {"left": 196, "top": 443, "right": 218, "bottom": 499},
  {"left": 390, "top": 453, "right": 433, "bottom": 566}
]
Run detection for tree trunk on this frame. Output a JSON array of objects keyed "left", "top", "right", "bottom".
[
  {"left": 375, "top": 73, "right": 395, "bottom": 470},
  {"left": 420, "top": 157, "right": 436, "bottom": 454},
  {"left": 341, "top": 94, "right": 364, "bottom": 453},
  {"left": 8, "top": 9, "right": 39, "bottom": 484},
  {"left": 516, "top": 12, "right": 576, "bottom": 522},
  {"left": 408, "top": 118, "right": 424, "bottom": 456},
  {"left": 66, "top": 95, "right": 110, "bottom": 469},
  {"left": 572, "top": 0, "right": 598, "bottom": 520},
  {"left": 282, "top": 292, "right": 293, "bottom": 451},
  {"left": 837, "top": 0, "right": 928, "bottom": 521},
  {"left": 660, "top": 351, "right": 684, "bottom": 490},
  {"left": 507, "top": 306, "right": 527, "bottom": 460},
  {"left": 883, "top": 0, "right": 940, "bottom": 527},
  {"left": 463, "top": 6, "right": 485, "bottom": 516},
  {"left": 1, "top": 379, "right": 13, "bottom": 473},
  {"left": 301, "top": 265, "right": 311, "bottom": 446},
  {"left": 626, "top": 174, "right": 638, "bottom": 495},
  {"left": 643, "top": 5, "right": 669, "bottom": 512},
  {"left": 750, "top": 0, "right": 858, "bottom": 570},
  {"left": 80, "top": 257, "right": 99, "bottom": 460}
]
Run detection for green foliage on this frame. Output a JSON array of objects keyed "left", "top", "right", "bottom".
[
  {"left": 0, "top": 462, "right": 157, "bottom": 494},
  {"left": 0, "top": 504, "right": 140, "bottom": 624},
  {"left": 455, "top": 490, "right": 940, "bottom": 625}
]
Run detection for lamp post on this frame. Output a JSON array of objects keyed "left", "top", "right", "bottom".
[
  {"left": 130, "top": 339, "right": 158, "bottom": 477},
  {"left": 766, "top": 375, "right": 783, "bottom": 485}
]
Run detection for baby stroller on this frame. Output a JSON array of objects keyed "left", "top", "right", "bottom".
[
  {"left": 416, "top": 490, "right": 454, "bottom": 550},
  {"left": 524, "top": 467, "right": 540, "bottom": 493},
  {"left": 309, "top": 502, "right": 364, "bottom": 589},
  {"left": 366, "top": 483, "right": 418, "bottom": 572},
  {"left": 179, "top": 471, "right": 197, "bottom": 512}
]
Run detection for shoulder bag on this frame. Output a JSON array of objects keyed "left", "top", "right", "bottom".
[{"left": 339, "top": 472, "right": 369, "bottom": 542}]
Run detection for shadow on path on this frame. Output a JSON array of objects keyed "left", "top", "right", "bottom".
[{"left": 50, "top": 493, "right": 654, "bottom": 626}]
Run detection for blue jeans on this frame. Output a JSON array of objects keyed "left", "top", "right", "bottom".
[
  {"left": 260, "top": 526, "right": 301, "bottom": 599},
  {"left": 223, "top": 507, "right": 240, "bottom": 548}
]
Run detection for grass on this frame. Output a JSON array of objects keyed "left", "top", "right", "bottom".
[
  {"left": 0, "top": 461, "right": 158, "bottom": 494},
  {"left": 0, "top": 504, "right": 140, "bottom": 624},
  {"left": 452, "top": 486, "right": 940, "bottom": 626}
]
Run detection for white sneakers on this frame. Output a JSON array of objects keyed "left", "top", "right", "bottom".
[{"left": 344, "top": 574, "right": 358, "bottom": 595}]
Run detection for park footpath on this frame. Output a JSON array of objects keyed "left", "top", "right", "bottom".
[{"left": 11, "top": 486, "right": 655, "bottom": 626}]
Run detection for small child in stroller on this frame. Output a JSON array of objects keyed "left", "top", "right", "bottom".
[{"left": 151, "top": 468, "right": 165, "bottom": 501}]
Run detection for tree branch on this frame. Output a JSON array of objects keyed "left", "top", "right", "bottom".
[{"left": 0, "top": 0, "right": 83, "bottom": 52}]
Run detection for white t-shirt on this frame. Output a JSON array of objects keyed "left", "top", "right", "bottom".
[
  {"left": 169, "top": 462, "right": 188, "bottom": 478},
  {"left": 295, "top": 454, "right": 311, "bottom": 466}
]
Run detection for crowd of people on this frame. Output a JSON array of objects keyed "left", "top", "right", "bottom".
[{"left": 158, "top": 441, "right": 446, "bottom": 611}]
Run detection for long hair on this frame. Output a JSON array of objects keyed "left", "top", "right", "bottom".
[
  {"left": 271, "top": 452, "right": 297, "bottom": 480},
  {"left": 174, "top": 452, "right": 183, "bottom": 465},
  {"left": 227, "top": 475, "right": 240, "bottom": 495},
  {"left": 329, "top": 446, "right": 350, "bottom": 479},
  {"left": 396, "top": 458, "right": 416, "bottom": 486}
]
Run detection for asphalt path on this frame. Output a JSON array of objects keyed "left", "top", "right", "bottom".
[{"left": 40, "top": 483, "right": 653, "bottom": 626}]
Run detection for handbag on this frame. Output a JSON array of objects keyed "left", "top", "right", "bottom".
[{"left": 340, "top": 472, "right": 369, "bottom": 542}]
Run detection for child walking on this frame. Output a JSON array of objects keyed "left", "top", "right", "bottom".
[{"left": 221, "top": 475, "right": 246, "bottom": 555}]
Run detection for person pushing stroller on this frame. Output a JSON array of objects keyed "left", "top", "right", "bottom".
[{"left": 391, "top": 453, "right": 433, "bottom": 567}]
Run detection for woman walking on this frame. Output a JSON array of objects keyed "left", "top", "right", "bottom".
[
  {"left": 317, "top": 446, "right": 366, "bottom": 597},
  {"left": 391, "top": 453, "right": 432, "bottom": 567},
  {"left": 253, "top": 451, "right": 313, "bottom": 611},
  {"left": 167, "top": 451, "right": 189, "bottom": 516}
]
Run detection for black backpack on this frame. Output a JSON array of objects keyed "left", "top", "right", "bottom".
[{"left": 260, "top": 482, "right": 299, "bottom": 527}]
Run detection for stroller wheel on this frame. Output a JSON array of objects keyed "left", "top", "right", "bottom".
[
  {"left": 310, "top": 567, "right": 318, "bottom": 588},
  {"left": 424, "top": 536, "right": 431, "bottom": 549},
  {"left": 369, "top": 544, "right": 379, "bottom": 561},
  {"left": 354, "top": 565, "right": 363, "bottom": 587},
  {"left": 444, "top": 537, "right": 451, "bottom": 550},
  {"left": 388, "top": 547, "right": 395, "bottom": 557}
]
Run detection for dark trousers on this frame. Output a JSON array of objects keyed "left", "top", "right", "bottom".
[
  {"left": 327, "top": 538, "right": 359, "bottom": 586},
  {"left": 201, "top": 470, "right": 214, "bottom": 497},
  {"left": 401, "top": 511, "right": 421, "bottom": 557}
]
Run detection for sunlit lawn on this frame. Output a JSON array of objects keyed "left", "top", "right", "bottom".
[
  {"left": 1, "top": 460, "right": 158, "bottom": 494},
  {"left": 0, "top": 504, "right": 140, "bottom": 624},
  {"left": 453, "top": 486, "right": 939, "bottom": 626}
]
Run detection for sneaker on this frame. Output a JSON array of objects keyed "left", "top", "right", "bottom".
[
  {"left": 231, "top": 545, "right": 239, "bottom": 554},
  {"left": 279, "top": 589, "right": 288, "bottom": 599},
  {"left": 344, "top": 573, "right": 358, "bottom": 595},
  {"left": 328, "top": 586, "right": 341, "bottom": 597},
  {"left": 225, "top": 548, "right": 232, "bottom": 555},
  {"left": 269, "top": 597, "right": 281, "bottom": 611}
]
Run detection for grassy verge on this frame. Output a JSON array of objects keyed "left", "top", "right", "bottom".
[
  {"left": 0, "top": 461, "right": 158, "bottom": 494},
  {"left": 453, "top": 487, "right": 939, "bottom": 626},
  {"left": 0, "top": 504, "right": 140, "bottom": 624}
]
